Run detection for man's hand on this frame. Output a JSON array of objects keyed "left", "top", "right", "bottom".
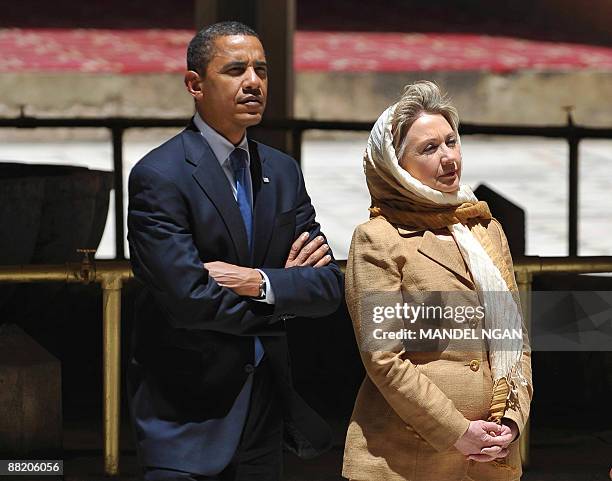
[
  {"left": 454, "top": 420, "right": 514, "bottom": 462},
  {"left": 204, "top": 261, "right": 262, "bottom": 297},
  {"left": 285, "top": 232, "right": 331, "bottom": 268}
]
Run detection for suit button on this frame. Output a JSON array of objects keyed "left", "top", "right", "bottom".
[
  {"left": 469, "top": 359, "right": 480, "bottom": 372},
  {"left": 469, "top": 319, "right": 479, "bottom": 328},
  {"left": 244, "top": 364, "right": 255, "bottom": 374}
]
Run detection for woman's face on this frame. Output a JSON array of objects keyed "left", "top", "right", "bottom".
[{"left": 398, "top": 113, "right": 462, "bottom": 193}]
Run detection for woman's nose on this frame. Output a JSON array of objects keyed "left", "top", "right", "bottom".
[
  {"left": 440, "top": 154, "right": 458, "bottom": 174},
  {"left": 440, "top": 144, "right": 458, "bottom": 162},
  {"left": 440, "top": 150, "right": 456, "bottom": 165}
]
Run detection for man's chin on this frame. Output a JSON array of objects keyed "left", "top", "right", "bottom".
[{"left": 238, "top": 112, "right": 264, "bottom": 128}]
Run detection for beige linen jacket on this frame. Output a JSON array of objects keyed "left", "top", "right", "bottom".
[{"left": 342, "top": 216, "right": 533, "bottom": 481}]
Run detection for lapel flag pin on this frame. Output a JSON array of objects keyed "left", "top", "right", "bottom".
[{"left": 263, "top": 177, "right": 270, "bottom": 183}]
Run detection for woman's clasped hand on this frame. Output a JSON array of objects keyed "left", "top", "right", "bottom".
[{"left": 454, "top": 420, "right": 518, "bottom": 462}]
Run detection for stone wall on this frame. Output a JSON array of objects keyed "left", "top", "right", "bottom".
[{"left": 1, "top": 69, "right": 611, "bottom": 141}]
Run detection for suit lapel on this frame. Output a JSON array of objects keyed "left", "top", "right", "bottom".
[
  {"left": 417, "top": 230, "right": 474, "bottom": 287},
  {"left": 183, "top": 125, "right": 251, "bottom": 265},
  {"left": 249, "top": 140, "right": 277, "bottom": 266}
]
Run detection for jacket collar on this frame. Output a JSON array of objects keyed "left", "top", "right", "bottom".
[
  {"left": 182, "top": 120, "right": 275, "bottom": 266},
  {"left": 414, "top": 229, "right": 474, "bottom": 287}
]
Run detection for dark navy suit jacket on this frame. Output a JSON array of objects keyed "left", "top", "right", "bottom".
[{"left": 126, "top": 121, "right": 343, "bottom": 468}]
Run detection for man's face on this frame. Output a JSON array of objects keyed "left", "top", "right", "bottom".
[{"left": 194, "top": 35, "right": 268, "bottom": 142}]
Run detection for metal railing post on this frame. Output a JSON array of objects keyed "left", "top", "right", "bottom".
[
  {"left": 564, "top": 106, "right": 579, "bottom": 256},
  {"left": 515, "top": 268, "right": 534, "bottom": 469},
  {"left": 111, "top": 127, "right": 126, "bottom": 260},
  {"left": 101, "top": 273, "right": 123, "bottom": 476}
]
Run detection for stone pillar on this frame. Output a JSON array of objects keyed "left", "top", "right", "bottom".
[{"left": 194, "top": 0, "right": 296, "bottom": 155}]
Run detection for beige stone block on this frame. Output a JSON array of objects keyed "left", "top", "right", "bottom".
[{"left": 0, "top": 324, "right": 62, "bottom": 456}]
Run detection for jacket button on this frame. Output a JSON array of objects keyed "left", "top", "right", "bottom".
[
  {"left": 469, "top": 359, "right": 480, "bottom": 372},
  {"left": 244, "top": 364, "right": 255, "bottom": 374}
]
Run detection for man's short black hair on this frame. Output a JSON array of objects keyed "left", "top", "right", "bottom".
[{"left": 187, "top": 21, "right": 259, "bottom": 75}]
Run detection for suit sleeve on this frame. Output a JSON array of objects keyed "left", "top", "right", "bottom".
[
  {"left": 345, "top": 223, "right": 470, "bottom": 452},
  {"left": 128, "top": 163, "right": 274, "bottom": 334},
  {"left": 260, "top": 162, "right": 343, "bottom": 319},
  {"left": 491, "top": 219, "right": 534, "bottom": 440}
]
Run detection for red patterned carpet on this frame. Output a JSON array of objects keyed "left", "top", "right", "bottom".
[{"left": 2, "top": 29, "right": 612, "bottom": 74}]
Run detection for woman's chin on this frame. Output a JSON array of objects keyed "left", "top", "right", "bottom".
[
  {"left": 433, "top": 173, "right": 461, "bottom": 193},
  {"left": 434, "top": 182, "right": 460, "bottom": 193}
]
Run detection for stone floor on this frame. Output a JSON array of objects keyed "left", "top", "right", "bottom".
[
  {"left": 1, "top": 133, "right": 611, "bottom": 260},
  {"left": 12, "top": 423, "right": 612, "bottom": 480}
]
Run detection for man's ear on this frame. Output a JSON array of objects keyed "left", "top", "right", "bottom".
[{"left": 184, "top": 70, "right": 203, "bottom": 100}]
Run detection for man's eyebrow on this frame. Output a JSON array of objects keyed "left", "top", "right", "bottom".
[
  {"left": 221, "top": 60, "right": 268, "bottom": 70},
  {"left": 221, "top": 61, "right": 247, "bottom": 70}
]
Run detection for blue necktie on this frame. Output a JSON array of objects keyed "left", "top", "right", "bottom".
[
  {"left": 229, "top": 148, "right": 264, "bottom": 366},
  {"left": 229, "top": 148, "right": 253, "bottom": 248}
]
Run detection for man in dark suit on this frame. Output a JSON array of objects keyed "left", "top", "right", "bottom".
[{"left": 126, "top": 21, "right": 343, "bottom": 481}]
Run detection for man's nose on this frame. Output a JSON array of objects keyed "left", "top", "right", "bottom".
[{"left": 242, "top": 66, "right": 261, "bottom": 89}]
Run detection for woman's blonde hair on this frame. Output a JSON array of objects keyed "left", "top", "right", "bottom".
[{"left": 392, "top": 80, "right": 459, "bottom": 160}]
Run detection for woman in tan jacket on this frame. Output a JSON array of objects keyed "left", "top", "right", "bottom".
[{"left": 343, "top": 81, "right": 532, "bottom": 481}]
